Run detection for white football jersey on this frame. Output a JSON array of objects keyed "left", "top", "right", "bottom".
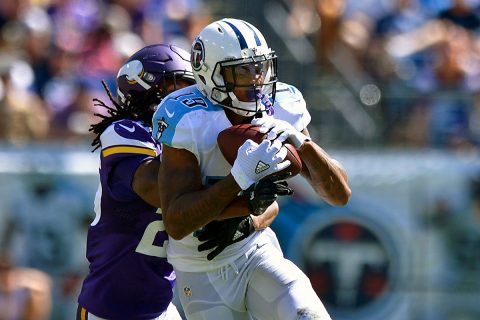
[{"left": 152, "top": 82, "right": 311, "bottom": 272}]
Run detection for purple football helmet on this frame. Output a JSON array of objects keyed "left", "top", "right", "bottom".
[{"left": 116, "top": 44, "right": 195, "bottom": 117}]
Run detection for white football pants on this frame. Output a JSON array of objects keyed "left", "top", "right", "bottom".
[{"left": 175, "top": 241, "right": 332, "bottom": 320}]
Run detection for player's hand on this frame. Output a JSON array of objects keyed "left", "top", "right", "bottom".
[
  {"left": 252, "top": 118, "right": 310, "bottom": 149},
  {"left": 197, "top": 216, "right": 254, "bottom": 260},
  {"left": 231, "top": 138, "right": 291, "bottom": 190},
  {"left": 248, "top": 173, "right": 294, "bottom": 216}
]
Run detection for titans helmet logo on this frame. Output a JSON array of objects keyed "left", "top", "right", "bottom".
[{"left": 191, "top": 40, "right": 205, "bottom": 71}]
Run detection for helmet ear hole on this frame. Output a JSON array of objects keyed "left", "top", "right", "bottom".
[{"left": 198, "top": 75, "right": 207, "bottom": 85}]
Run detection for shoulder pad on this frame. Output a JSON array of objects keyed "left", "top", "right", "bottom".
[
  {"left": 152, "top": 87, "right": 221, "bottom": 147},
  {"left": 100, "top": 119, "right": 159, "bottom": 157},
  {"left": 273, "top": 82, "right": 311, "bottom": 131},
  {"left": 276, "top": 82, "right": 304, "bottom": 101}
]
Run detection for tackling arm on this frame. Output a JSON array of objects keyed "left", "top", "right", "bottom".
[
  {"left": 134, "top": 149, "right": 282, "bottom": 240},
  {"left": 250, "top": 201, "right": 279, "bottom": 230},
  {"left": 132, "top": 158, "right": 254, "bottom": 218},
  {"left": 196, "top": 202, "right": 279, "bottom": 260},
  {"left": 132, "top": 158, "right": 162, "bottom": 208},
  {"left": 217, "top": 195, "right": 279, "bottom": 224}
]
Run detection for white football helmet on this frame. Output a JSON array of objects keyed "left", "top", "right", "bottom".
[{"left": 191, "top": 18, "right": 277, "bottom": 117}]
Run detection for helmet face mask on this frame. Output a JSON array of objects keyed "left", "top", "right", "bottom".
[
  {"left": 220, "top": 55, "right": 276, "bottom": 96},
  {"left": 221, "top": 58, "right": 272, "bottom": 88},
  {"left": 191, "top": 18, "right": 278, "bottom": 117}
]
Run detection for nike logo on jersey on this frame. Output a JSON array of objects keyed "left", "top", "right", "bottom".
[
  {"left": 165, "top": 107, "right": 175, "bottom": 118},
  {"left": 255, "top": 161, "right": 270, "bottom": 174},
  {"left": 118, "top": 124, "right": 136, "bottom": 132}
]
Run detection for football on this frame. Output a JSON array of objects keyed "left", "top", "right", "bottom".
[{"left": 217, "top": 124, "right": 303, "bottom": 177}]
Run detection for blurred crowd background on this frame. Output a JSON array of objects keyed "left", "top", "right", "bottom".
[
  {"left": 1, "top": 0, "right": 480, "bottom": 319},
  {"left": 0, "top": 0, "right": 211, "bottom": 145},
  {"left": 1, "top": 0, "right": 480, "bottom": 150}
]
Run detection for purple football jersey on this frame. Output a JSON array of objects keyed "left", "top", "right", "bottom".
[{"left": 78, "top": 119, "right": 174, "bottom": 319}]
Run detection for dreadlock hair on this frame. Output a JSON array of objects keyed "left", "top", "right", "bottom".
[{"left": 90, "top": 80, "right": 162, "bottom": 151}]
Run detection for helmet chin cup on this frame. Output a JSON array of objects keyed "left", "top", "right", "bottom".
[
  {"left": 210, "top": 86, "right": 268, "bottom": 117},
  {"left": 224, "top": 105, "right": 257, "bottom": 117},
  {"left": 227, "top": 91, "right": 265, "bottom": 117}
]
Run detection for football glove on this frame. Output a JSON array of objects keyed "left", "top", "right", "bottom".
[
  {"left": 248, "top": 173, "right": 294, "bottom": 216},
  {"left": 231, "top": 138, "right": 291, "bottom": 190},
  {"left": 197, "top": 216, "right": 254, "bottom": 260},
  {"left": 252, "top": 118, "right": 311, "bottom": 149}
]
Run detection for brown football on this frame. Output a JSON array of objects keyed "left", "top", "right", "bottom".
[{"left": 217, "top": 124, "right": 302, "bottom": 178}]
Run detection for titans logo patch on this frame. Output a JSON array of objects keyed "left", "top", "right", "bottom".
[
  {"left": 191, "top": 40, "right": 205, "bottom": 71},
  {"left": 156, "top": 117, "right": 169, "bottom": 140}
]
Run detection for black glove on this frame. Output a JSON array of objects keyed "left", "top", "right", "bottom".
[
  {"left": 197, "top": 216, "right": 254, "bottom": 260},
  {"left": 248, "top": 173, "right": 294, "bottom": 216}
]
